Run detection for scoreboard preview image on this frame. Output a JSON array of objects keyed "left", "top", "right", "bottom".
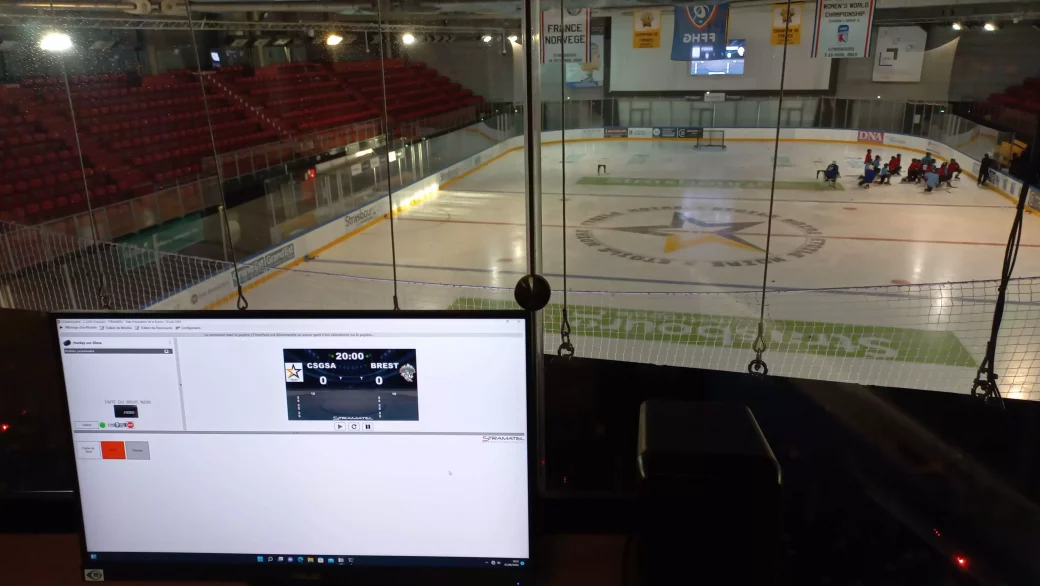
[{"left": 284, "top": 349, "right": 419, "bottom": 422}]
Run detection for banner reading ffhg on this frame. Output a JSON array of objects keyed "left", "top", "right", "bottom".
[{"left": 670, "top": 3, "right": 730, "bottom": 62}]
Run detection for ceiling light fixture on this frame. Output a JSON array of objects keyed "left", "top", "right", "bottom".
[
  {"left": 508, "top": 35, "right": 519, "bottom": 43},
  {"left": 326, "top": 34, "right": 343, "bottom": 46},
  {"left": 40, "top": 32, "right": 72, "bottom": 52},
  {"left": 983, "top": 22, "right": 997, "bottom": 31},
  {"left": 951, "top": 22, "right": 962, "bottom": 31},
  {"left": 402, "top": 33, "right": 416, "bottom": 45},
  {"left": 482, "top": 34, "right": 493, "bottom": 44}
]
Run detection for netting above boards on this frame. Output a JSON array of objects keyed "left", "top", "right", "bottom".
[{"left": 3, "top": 219, "right": 1036, "bottom": 401}]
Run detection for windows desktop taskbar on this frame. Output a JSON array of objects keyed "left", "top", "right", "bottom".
[{"left": 86, "top": 552, "right": 528, "bottom": 568}]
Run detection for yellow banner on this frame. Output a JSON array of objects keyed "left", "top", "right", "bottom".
[
  {"left": 771, "top": 2, "right": 803, "bottom": 45},
  {"left": 632, "top": 10, "right": 661, "bottom": 48}
]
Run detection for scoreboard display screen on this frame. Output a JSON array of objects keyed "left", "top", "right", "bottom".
[
  {"left": 283, "top": 348, "right": 418, "bottom": 421},
  {"left": 690, "top": 39, "right": 746, "bottom": 76}
]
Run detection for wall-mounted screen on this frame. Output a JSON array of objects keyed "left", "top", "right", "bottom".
[{"left": 690, "top": 39, "right": 746, "bottom": 76}]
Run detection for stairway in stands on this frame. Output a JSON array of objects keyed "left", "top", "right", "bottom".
[
  {"left": 331, "top": 59, "right": 482, "bottom": 136},
  {"left": 215, "top": 59, "right": 483, "bottom": 138},
  {"left": 215, "top": 62, "right": 378, "bottom": 135}
]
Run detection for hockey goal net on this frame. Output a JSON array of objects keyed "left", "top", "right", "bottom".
[{"left": 695, "top": 129, "right": 726, "bottom": 148}]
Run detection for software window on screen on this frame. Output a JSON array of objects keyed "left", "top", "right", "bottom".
[{"left": 57, "top": 317, "right": 530, "bottom": 563}]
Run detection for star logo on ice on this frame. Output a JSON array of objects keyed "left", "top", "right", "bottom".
[
  {"left": 577, "top": 205, "right": 825, "bottom": 268},
  {"left": 610, "top": 212, "right": 766, "bottom": 254},
  {"left": 285, "top": 363, "right": 303, "bottom": 382}
]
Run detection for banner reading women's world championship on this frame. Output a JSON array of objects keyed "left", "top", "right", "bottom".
[
  {"left": 633, "top": 9, "right": 662, "bottom": 48},
  {"left": 541, "top": 8, "right": 591, "bottom": 64},
  {"left": 810, "top": 0, "right": 876, "bottom": 58},
  {"left": 670, "top": 3, "right": 730, "bottom": 62}
]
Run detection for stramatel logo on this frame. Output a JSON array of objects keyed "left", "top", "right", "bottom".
[
  {"left": 577, "top": 206, "right": 824, "bottom": 268},
  {"left": 482, "top": 435, "right": 525, "bottom": 443}
]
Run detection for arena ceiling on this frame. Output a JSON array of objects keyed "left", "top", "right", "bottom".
[{"left": 1, "top": 0, "right": 1038, "bottom": 27}]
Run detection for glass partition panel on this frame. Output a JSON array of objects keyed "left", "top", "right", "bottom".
[{"left": 0, "top": 2, "right": 1036, "bottom": 390}]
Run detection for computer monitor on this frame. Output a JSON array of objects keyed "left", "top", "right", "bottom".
[{"left": 52, "top": 311, "right": 533, "bottom": 584}]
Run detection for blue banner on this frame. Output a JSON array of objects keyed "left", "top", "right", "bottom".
[{"left": 671, "top": 3, "right": 730, "bottom": 62}]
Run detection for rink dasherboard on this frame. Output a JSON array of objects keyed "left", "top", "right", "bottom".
[
  {"left": 578, "top": 176, "right": 846, "bottom": 191},
  {"left": 449, "top": 299, "right": 976, "bottom": 368}
]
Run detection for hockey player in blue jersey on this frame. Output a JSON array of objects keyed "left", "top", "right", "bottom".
[
  {"left": 823, "top": 161, "right": 840, "bottom": 187},
  {"left": 859, "top": 166, "right": 877, "bottom": 188}
]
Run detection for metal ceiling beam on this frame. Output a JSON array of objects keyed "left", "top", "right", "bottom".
[
  {"left": 874, "top": 10, "right": 1040, "bottom": 24},
  {"left": 0, "top": 13, "right": 504, "bottom": 33},
  {"left": 12, "top": 1, "right": 136, "bottom": 9},
  {"left": 189, "top": 2, "right": 374, "bottom": 12}
]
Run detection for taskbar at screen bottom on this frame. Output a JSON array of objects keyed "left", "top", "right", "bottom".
[{"left": 86, "top": 552, "right": 528, "bottom": 569}]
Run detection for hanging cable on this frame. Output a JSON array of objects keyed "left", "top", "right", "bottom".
[
  {"left": 185, "top": 5, "right": 247, "bottom": 309},
  {"left": 376, "top": 11, "right": 401, "bottom": 310},
  {"left": 50, "top": 8, "right": 111, "bottom": 310},
  {"left": 556, "top": 3, "right": 573, "bottom": 358},
  {"left": 748, "top": 0, "right": 794, "bottom": 376},
  {"left": 971, "top": 123, "right": 1038, "bottom": 406}
]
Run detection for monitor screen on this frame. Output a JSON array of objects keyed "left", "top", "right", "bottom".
[
  {"left": 689, "top": 39, "right": 746, "bottom": 76},
  {"left": 55, "top": 313, "right": 531, "bottom": 575}
]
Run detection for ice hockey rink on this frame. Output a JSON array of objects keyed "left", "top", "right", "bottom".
[{"left": 233, "top": 139, "right": 1040, "bottom": 400}]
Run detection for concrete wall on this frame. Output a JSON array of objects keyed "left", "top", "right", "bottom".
[
  {"left": 948, "top": 25, "right": 1040, "bottom": 101},
  {"left": 835, "top": 28, "right": 959, "bottom": 102}
]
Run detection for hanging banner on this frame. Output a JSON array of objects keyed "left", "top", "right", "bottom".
[
  {"left": 566, "top": 34, "right": 603, "bottom": 87},
  {"left": 771, "top": 2, "right": 804, "bottom": 45},
  {"left": 671, "top": 3, "right": 730, "bottom": 62},
  {"left": 872, "top": 26, "right": 927, "bottom": 82},
  {"left": 633, "top": 9, "right": 662, "bottom": 48},
  {"left": 810, "top": 0, "right": 876, "bottom": 58},
  {"left": 541, "top": 8, "right": 590, "bottom": 64}
]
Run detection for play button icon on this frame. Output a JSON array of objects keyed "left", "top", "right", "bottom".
[{"left": 334, "top": 422, "right": 345, "bottom": 431}]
